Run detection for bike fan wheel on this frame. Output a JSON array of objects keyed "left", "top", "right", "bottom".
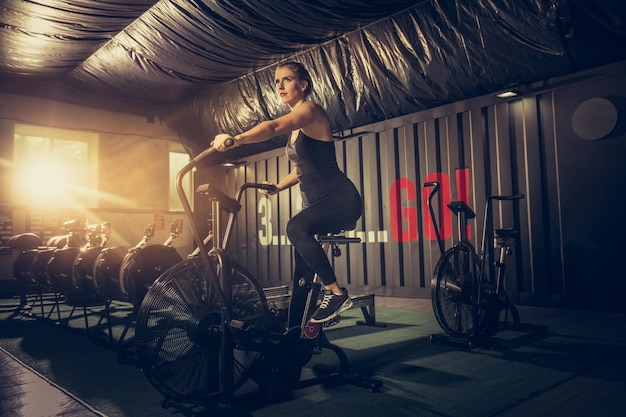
[
  {"left": 135, "top": 256, "right": 269, "bottom": 404},
  {"left": 431, "top": 243, "right": 485, "bottom": 338}
]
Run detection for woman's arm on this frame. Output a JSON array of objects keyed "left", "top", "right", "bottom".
[
  {"left": 240, "top": 102, "right": 317, "bottom": 144},
  {"left": 260, "top": 168, "right": 299, "bottom": 195},
  {"left": 213, "top": 102, "right": 324, "bottom": 149}
]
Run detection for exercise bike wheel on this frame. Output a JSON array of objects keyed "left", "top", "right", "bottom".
[
  {"left": 431, "top": 242, "right": 485, "bottom": 338},
  {"left": 135, "top": 256, "right": 269, "bottom": 404}
]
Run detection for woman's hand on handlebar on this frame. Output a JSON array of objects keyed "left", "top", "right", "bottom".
[
  {"left": 259, "top": 181, "right": 279, "bottom": 195},
  {"left": 211, "top": 133, "right": 240, "bottom": 152}
]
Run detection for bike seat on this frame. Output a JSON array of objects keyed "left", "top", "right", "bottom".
[
  {"left": 317, "top": 223, "right": 360, "bottom": 244},
  {"left": 448, "top": 201, "right": 476, "bottom": 219},
  {"left": 196, "top": 182, "right": 242, "bottom": 213},
  {"left": 495, "top": 228, "right": 519, "bottom": 239},
  {"left": 332, "top": 221, "right": 357, "bottom": 234}
]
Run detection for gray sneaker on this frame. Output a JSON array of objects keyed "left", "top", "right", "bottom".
[{"left": 309, "top": 288, "right": 353, "bottom": 323}]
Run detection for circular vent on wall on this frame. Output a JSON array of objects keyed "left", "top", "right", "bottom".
[{"left": 571, "top": 97, "right": 618, "bottom": 141}]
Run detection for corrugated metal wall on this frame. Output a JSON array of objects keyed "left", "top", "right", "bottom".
[
  {"left": 222, "top": 98, "right": 556, "bottom": 303},
  {"left": 217, "top": 61, "right": 625, "bottom": 311}
]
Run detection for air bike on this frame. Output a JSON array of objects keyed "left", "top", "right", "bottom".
[
  {"left": 134, "top": 140, "right": 382, "bottom": 417},
  {"left": 424, "top": 181, "right": 547, "bottom": 349}
]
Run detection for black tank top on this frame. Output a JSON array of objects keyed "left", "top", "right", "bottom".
[{"left": 286, "top": 131, "right": 355, "bottom": 205}]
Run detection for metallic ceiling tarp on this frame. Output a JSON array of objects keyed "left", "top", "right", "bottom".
[
  {"left": 0, "top": 0, "right": 421, "bottom": 112},
  {"left": 163, "top": 0, "right": 571, "bottom": 161},
  {"left": 0, "top": 0, "right": 624, "bottom": 163},
  {"left": 0, "top": 0, "right": 157, "bottom": 79},
  {"left": 163, "top": 0, "right": 626, "bottom": 163}
]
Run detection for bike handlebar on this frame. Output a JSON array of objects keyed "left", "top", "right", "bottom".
[
  {"left": 423, "top": 181, "right": 440, "bottom": 194},
  {"left": 490, "top": 194, "right": 525, "bottom": 201},
  {"left": 258, "top": 183, "right": 277, "bottom": 193},
  {"left": 189, "top": 138, "right": 234, "bottom": 167},
  {"left": 423, "top": 181, "right": 445, "bottom": 256},
  {"left": 233, "top": 182, "right": 275, "bottom": 196}
]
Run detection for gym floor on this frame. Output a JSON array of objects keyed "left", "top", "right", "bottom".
[
  {"left": 376, "top": 297, "right": 626, "bottom": 417},
  {"left": 0, "top": 293, "right": 625, "bottom": 417}
]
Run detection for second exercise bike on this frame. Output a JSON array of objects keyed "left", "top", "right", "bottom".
[{"left": 424, "top": 181, "right": 547, "bottom": 348}]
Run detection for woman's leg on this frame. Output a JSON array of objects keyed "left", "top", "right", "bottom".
[
  {"left": 286, "top": 191, "right": 361, "bottom": 287},
  {"left": 286, "top": 191, "right": 361, "bottom": 323}
]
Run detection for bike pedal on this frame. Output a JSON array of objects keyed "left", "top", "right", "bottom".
[{"left": 303, "top": 321, "right": 321, "bottom": 339}]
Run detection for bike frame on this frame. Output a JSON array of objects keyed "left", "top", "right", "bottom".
[
  {"left": 176, "top": 146, "right": 236, "bottom": 399},
  {"left": 424, "top": 180, "right": 526, "bottom": 341},
  {"left": 175, "top": 144, "right": 278, "bottom": 401}
]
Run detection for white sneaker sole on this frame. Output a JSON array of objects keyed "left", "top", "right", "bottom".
[{"left": 309, "top": 298, "right": 353, "bottom": 324}]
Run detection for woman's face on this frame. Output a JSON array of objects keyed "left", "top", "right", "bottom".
[{"left": 275, "top": 66, "right": 306, "bottom": 106}]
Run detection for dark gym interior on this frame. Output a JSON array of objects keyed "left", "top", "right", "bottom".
[{"left": 1, "top": 1, "right": 625, "bottom": 417}]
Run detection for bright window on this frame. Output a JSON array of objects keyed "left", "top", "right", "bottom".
[
  {"left": 169, "top": 142, "right": 190, "bottom": 211},
  {"left": 13, "top": 125, "right": 98, "bottom": 208}
]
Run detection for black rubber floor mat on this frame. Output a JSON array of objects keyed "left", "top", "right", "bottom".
[{"left": 0, "top": 347, "right": 107, "bottom": 417}]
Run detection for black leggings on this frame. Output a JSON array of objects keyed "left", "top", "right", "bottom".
[{"left": 286, "top": 188, "right": 362, "bottom": 286}]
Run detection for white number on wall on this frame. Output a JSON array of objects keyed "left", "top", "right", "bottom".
[{"left": 258, "top": 197, "right": 272, "bottom": 246}]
